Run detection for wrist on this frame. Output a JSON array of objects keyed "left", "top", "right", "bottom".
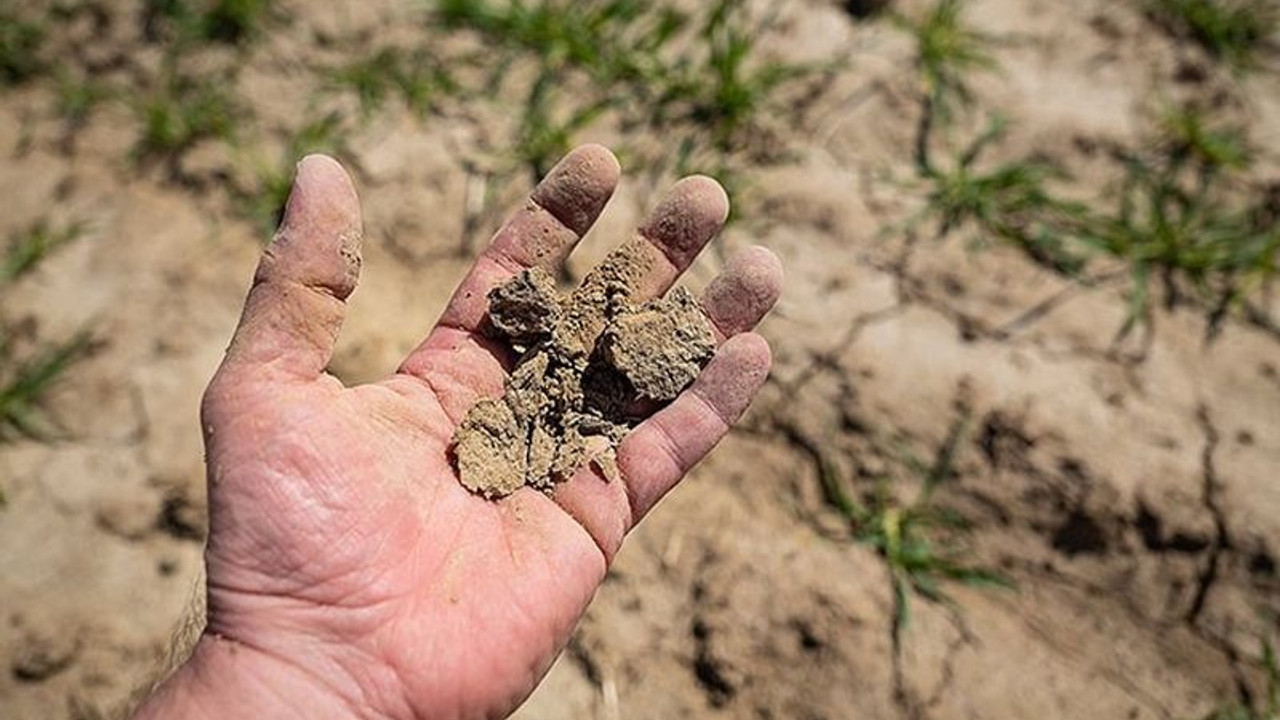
[{"left": 131, "top": 632, "right": 372, "bottom": 720}]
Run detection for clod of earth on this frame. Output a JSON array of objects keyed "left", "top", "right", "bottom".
[{"left": 452, "top": 246, "right": 717, "bottom": 499}]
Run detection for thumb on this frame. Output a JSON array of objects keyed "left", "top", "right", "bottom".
[{"left": 219, "top": 154, "right": 363, "bottom": 382}]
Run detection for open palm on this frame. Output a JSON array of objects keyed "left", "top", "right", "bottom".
[{"left": 149, "top": 146, "right": 781, "bottom": 720}]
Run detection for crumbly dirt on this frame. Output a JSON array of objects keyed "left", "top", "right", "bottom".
[
  {"left": 454, "top": 257, "right": 716, "bottom": 498},
  {"left": 3, "top": 1, "right": 1280, "bottom": 719},
  {"left": 602, "top": 288, "right": 717, "bottom": 402}
]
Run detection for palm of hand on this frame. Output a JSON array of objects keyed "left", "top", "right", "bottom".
[{"left": 196, "top": 147, "right": 781, "bottom": 719}]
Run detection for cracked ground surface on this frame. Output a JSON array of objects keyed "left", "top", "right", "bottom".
[{"left": 2, "top": 0, "right": 1279, "bottom": 718}]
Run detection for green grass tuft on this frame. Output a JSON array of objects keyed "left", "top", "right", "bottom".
[
  {"left": 0, "top": 8, "right": 46, "bottom": 86},
  {"left": 1, "top": 220, "right": 86, "bottom": 287},
  {"left": 437, "top": 0, "right": 684, "bottom": 86},
  {"left": 911, "top": 99, "right": 1279, "bottom": 340},
  {"left": 54, "top": 72, "right": 114, "bottom": 129},
  {"left": 897, "top": 0, "right": 997, "bottom": 120},
  {"left": 0, "top": 330, "right": 92, "bottom": 442},
  {"left": 1076, "top": 109, "right": 1277, "bottom": 338},
  {"left": 200, "top": 0, "right": 277, "bottom": 44},
  {"left": 0, "top": 219, "right": 91, "bottom": 443},
  {"left": 1161, "top": 102, "right": 1250, "bottom": 171},
  {"left": 654, "top": 0, "right": 816, "bottom": 152},
  {"left": 143, "top": 0, "right": 279, "bottom": 45},
  {"left": 516, "top": 69, "right": 614, "bottom": 179},
  {"left": 328, "top": 47, "right": 457, "bottom": 119},
  {"left": 435, "top": 0, "right": 815, "bottom": 179},
  {"left": 912, "top": 117, "right": 1092, "bottom": 275},
  {"left": 132, "top": 73, "right": 238, "bottom": 163},
  {"left": 435, "top": 0, "right": 684, "bottom": 176},
  {"left": 821, "top": 417, "right": 1013, "bottom": 637},
  {"left": 1148, "top": 0, "right": 1279, "bottom": 72}
]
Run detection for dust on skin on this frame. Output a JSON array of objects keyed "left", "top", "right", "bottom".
[{"left": 452, "top": 241, "right": 717, "bottom": 499}]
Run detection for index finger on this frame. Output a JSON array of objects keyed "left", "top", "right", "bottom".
[
  {"left": 434, "top": 144, "right": 621, "bottom": 334},
  {"left": 397, "top": 146, "right": 620, "bottom": 410}
]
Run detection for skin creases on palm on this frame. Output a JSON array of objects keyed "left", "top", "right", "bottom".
[{"left": 192, "top": 145, "right": 782, "bottom": 719}]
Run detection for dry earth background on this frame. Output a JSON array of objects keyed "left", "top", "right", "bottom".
[{"left": 2, "top": 0, "right": 1280, "bottom": 718}]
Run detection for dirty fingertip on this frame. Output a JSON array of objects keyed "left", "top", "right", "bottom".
[
  {"left": 704, "top": 246, "right": 785, "bottom": 337},
  {"left": 677, "top": 175, "right": 731, "bottom": 224},
  {"left": 730, "top": 246, "right": 784, "bottom": 296},
  {"left": 641, "top": 176, "right": 731, "bottom": 259},
  {"left": 725, "top": 332, "right": 772, "bottom": 373},
  {"left": 295, "top": 154, "right": 356, "bottom": 196},
  {"left": 532, "top": 144, "right": 622, "bottom": 235},
  {"left": 270, "top": 154, "right": 363, "bottom": 301},
  {"left": 285, "top": 154, "right": 361, "bottom": 234},
  {"left": 695, "top": 332, "right": 772, "bottom": 416}
]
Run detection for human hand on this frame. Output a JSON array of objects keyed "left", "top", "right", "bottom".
[{"left": 133, "top": 145, "right": 782, "bottom": 720}]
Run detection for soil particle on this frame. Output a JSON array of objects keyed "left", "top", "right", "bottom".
[
  {"left": 454, "top": 398, "right": 527, "bottom": 498},
  {"left": 603, "top": 287, "right": 716, "bottom": 402},
  {"left": 452, "top": 248, "right": 716, "bottom": 499},
  {"left": 488, "top": 268, "right": 562, "bottom": 347},
  {"left": 11, "top": 630, "right": 78, "bottom": 682},
  {"left": 556, "top": 237, "right": 654, "bottom": 358}
]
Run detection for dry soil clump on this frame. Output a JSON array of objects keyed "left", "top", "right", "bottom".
[{"left": 452, "top": 242, "right": 717, "bottom": 498}]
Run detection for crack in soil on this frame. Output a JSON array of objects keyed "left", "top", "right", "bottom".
[
  {"left": 1187, "top": 406, "right": 1229, "bottom": 625},
  {"left": 920, "top": 610, "right": 977, "bottom": 714},
  {"left": 1185, "top": 405, "right": 1261, "bottom": 709},
  {"left": 889, "top": 595, "right": 914, "bottom": 720},
  {"left": 771, "top": 310, "right": 1253, "bottom": 717},
  {"left": 771, "top": 303, "right": 906, "bottom": 402},
  {"left": 989, "top": 270, "right": 1129, "bottom": 339}
]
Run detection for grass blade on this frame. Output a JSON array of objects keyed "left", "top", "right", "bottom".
[{"left": 0, "top": 331, "right": 93, "bottom": 442}]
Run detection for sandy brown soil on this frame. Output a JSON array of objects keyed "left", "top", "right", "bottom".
[
  {"left": 455, "top": 248, "right": 715, "bottom": 497},
  {"left": 2, "top": 0, "right": 1279, "bottom": 718}
]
